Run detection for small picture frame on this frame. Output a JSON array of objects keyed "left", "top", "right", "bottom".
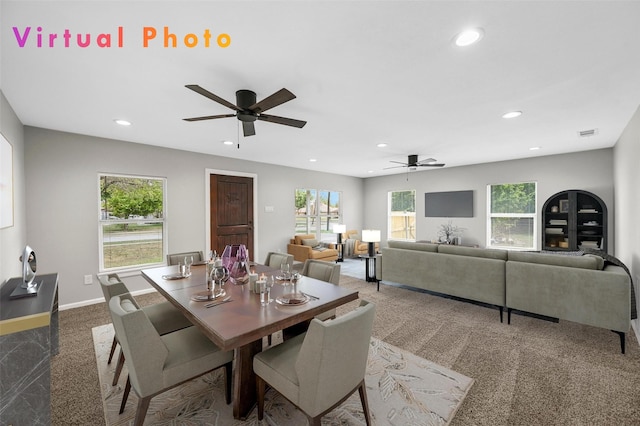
[{"left": 559, "top": 199, "right": 569, "bottom": 213}]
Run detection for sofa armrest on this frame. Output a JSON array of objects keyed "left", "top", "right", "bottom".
[{"left": 287, "top": 243, "right": 313, "bottom": 263}]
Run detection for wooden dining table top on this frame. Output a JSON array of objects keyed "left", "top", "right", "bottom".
[{"left": 141, "top": 262, "right": 360, "bottom": 352}]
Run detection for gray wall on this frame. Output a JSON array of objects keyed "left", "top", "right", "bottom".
[
  {"left": 362, "top": 149, "right": 614, "bottom": 250},
  {"left": 0, "top": 92, "right": 26, "bottom": 281},
  {"left": 613, "top": 105, "right": 640, "bottom": 332},
  {"left": 23, "top": 127, "right": 364, "bottom": 306}
]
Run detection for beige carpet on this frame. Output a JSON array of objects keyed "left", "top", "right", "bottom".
[
  {"left": 52, "top": 275, "right": 640, "bottom": 425},
  {"left": 93, "top": 324, "right": 473, "bottom": 425}
]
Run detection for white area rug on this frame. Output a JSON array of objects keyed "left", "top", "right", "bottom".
[{"left": 93, "top": 324, "right": 473, "bottom": 425}]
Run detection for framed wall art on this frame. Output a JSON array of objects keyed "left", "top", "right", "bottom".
[{"left": 1, "top": 133, "right": 14, "bottom": 228}]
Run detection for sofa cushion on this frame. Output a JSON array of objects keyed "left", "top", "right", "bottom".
[
  {"left": 301, "top": 238, "right": 318, "bottom": 247},
  {"left": 508, "top": 251, "right": 600, "bottom": 270},
  {"left": 387, "top": 240, "right": 438, "bottom": 252},
  {"left": 437, "top": 245, "right": 508, "bottom": 260}
]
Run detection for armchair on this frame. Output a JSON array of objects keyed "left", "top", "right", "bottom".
[
  {"left": 287, "top": 234, "right": 338, "bottom": 263},
  {"left": 343, "top": 230, "right": 380, "bottom": 257}
]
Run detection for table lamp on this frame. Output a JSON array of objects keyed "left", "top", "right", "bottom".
[{"left": 361, "top": 229, "right": 380, "bottom": 257}]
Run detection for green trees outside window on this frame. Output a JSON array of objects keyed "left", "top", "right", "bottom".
[
  {"left": 488, "top": 182, "right": 537, "bottom": 249},
  {"left": 388, "top": 190, "right": 416, "bottom": 240},
  {"left": 99, "top": 174, "right": 166, "bottom": 270}
]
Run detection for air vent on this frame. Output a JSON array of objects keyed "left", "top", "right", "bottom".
[{"left": 578, "top": 128, "right": 599, "bottom": 138}]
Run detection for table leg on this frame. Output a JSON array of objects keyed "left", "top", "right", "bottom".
[{"left": 232, "top": 339, "right": 263, "bottom": 419}]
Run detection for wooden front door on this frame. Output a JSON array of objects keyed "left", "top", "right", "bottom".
[{"left": 210, "top": 174, "right": 254, "bottom": 255}]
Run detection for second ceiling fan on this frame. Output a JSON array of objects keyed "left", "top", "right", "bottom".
[{"left": 183, "top": 85, "right": 307, "bottom": 137}]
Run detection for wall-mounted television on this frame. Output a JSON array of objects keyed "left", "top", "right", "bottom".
[{"left": 425, "top": 190, "right": 474, "bottom": 217}]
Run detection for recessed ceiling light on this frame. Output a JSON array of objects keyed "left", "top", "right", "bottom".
[
  {"left": 377, "top": 143, "right": 388, "bottom": 148},
  {"left": 529, "top": 146, "right": 541, "bottom": 151},
  {"left": 309, "top": 158, "right": 317, "bottom": 162},
  {"left": 222, "top": 140, "right": 234, "bottom": 145},
  {"left": 454, "top": 28, "right": 484, "bottom": 47},
  {"left": 502, "top": 111, "right": 522, "bottom": 119},
  {"left": 114, "top": 119, "right": 131, "bottom": 126}
]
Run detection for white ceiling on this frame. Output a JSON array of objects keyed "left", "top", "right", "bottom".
[{"left": 2, "top": 1, "right": 640, "bottom": 178}]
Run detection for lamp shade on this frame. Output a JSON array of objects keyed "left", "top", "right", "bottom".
[
  {"left": 361, "top": 229, "right": 381, "bottom": 243},
  {"left": 333, "top": 224, "right": 346, "bottom": 234}
]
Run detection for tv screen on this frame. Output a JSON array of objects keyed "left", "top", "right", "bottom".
[{"left": 425, "top": 190, "right": 474, "bottom": 217}]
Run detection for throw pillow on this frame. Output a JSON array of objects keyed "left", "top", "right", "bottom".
[{"left": 301, "top": 238, "right": 318, "bottom": 247}]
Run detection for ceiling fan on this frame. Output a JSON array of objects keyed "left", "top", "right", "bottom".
[
  {"left": 183, "top": 85, "right": 307, "bottom": 137},
  {"left": 385, "top": 154, "right": 445, "bottom": 170}
]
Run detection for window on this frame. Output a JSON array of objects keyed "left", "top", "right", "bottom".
[
  {"left": 295, "top": 188, "right": 341, "bottom": 240},
  {"left": 388, "top": 190, "right": 416, "bottom": 240},
  {"left": 99, "top": 174, "right": 166, "bottom": 271},
  {"left": 487, "top": 182, "right": 537, "bottom": 250}
]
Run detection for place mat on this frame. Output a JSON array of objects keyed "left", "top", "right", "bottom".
[{"left": 93, "top": 324, "right": 473, "bottom": 425}]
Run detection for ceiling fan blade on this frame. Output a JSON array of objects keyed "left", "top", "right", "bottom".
[
  {"left": 383, "top": 165, "right": 407, "bottom": 170},
  {"left": 258, "top": 114, "right": 307, "bottom": 128},
  {"left": 389, "top": 160, "right": 408, "bottom": 165},
  {"left": 183, "top": 113, "right": 236, "bottom": 122},
  {"left": 185, "top": 85, "right": 240, "bottom": 112},
  {"left": 242, "top": 121, "right": 256, "bottom": 137},
  {"left": 419, "top": 163, "right": 445, "bottom": 167},
  {"left": 416, "top": 158, "right": 437, "bottom": 165},
  {"left": 249, "top": 88, "right": 296, "bottom": 114}
]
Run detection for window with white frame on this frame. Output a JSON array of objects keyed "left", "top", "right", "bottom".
[
  {"left": 99, "top": 173, "right": 166, "bottom": 271},
  {"left": 388, "top": 190, "right": 416, "bottom": 241},
  {"left": 295, "top": 188, "right": 342, "bottom": 241},
  {"left": 487, "top": 182, "right": 537, "bottom": 250}
]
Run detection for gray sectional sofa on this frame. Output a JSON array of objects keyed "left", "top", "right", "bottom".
[{"left": 379, "top": 240, "right": 632, "bottom": 353}]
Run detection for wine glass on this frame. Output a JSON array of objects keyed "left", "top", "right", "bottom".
[{"left": 281, "top": 261, "right": 291, "bottom": 283}]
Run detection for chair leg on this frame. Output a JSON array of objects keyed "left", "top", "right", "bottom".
[
  {"left": 256, "top": 375, "right": 265, "bottom": 420},
  {"left": 358, "top": 381, "right": 372, "bottom": 426},
  {"left": 108, "top": 336, "right": 118, "bottom": 364},
  {"left": 224, "top": 361, "right": 233, "bottom": 404},
  {"left": 119, "top": 376, "right": 131, "bottom": 414},
  {"left": 112, "top": 349, "right": 125, "bottom": 386},
  {"left": 307, "top": 414, "right": 322, "bottom": 426},
  {"left": 134, "top": 396, "right": 152, "bottom": 426}
]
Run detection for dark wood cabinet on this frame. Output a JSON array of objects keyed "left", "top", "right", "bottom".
[{"left": 542, "top": 190, "right": 607, "bottom": 252}]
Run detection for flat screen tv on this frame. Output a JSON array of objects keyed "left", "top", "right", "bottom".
[{"left": 425, "top": 190, "right": 474, "bottom": 217}]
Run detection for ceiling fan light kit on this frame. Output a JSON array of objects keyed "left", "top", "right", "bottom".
[{"left": 184, "top": 85, "right": 307, "bottom": 137}]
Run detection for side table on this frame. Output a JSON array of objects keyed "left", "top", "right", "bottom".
[{"left": 358, "top": 254, "right": 380, "bottom": 291}]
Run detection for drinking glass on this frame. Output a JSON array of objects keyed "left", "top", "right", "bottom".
[
  {"left": 259, "top": 280, "right": 268, "bottom": 306},
  {"left": 183, "top": 255, "right": 193, "bottom": 277},
  {"left": 267, "top": 275, "right": 275, "bottom": 303}
]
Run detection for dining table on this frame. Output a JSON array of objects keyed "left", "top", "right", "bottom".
[{"left": 141, "top": 262, "right": 359, "bottom": 420}]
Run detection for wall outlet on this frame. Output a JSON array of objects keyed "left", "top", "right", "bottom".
[
  {"left": 84, "top": 274, "right": 93, "bottom": 285},
  {"left": 264, "top": 205, "right": 275, "bottom": 212}
]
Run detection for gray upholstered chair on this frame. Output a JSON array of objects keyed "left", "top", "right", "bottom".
[
  {"left": 98, "top": 274, "right": 192, "bottom": 385},
  {"left": 167, "top": 250, "right": 204, "bottom": 266},
  {"left": 302, "top": 259, "right": 341, "bottom": 320},
  {"left": 253, "top": 300, "right": 375, "bottom": 425},
  {"left": 263, "top": 251, "right": 294, "bottom": 270},
  {"left": 109, "top": 294, "right": 234, "bottom": 426}
]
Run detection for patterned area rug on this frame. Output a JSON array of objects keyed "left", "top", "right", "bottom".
[{"left": 93, "top": 324, "right": 473, "bottom": 425}]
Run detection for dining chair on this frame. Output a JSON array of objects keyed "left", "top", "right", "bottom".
[
  {"left": 167, "top": 250, "right": 204, "bottom": 266},
  {"left": 302, "top": 259, "right": 341, "bottom": 320},
  {"left": 253, "top": 299, "right": 375, "bottom": 425},
  {"left": 98, "top": 273, "right": 193, "bottom": 385},
  {"left": 109, "top": 294, "right": 234, "bottom": 426},
  {"left": 263, "top": 251, "right": 294, "bottom": 270}
]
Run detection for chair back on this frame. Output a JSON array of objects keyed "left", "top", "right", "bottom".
[
  {"left": 98, "top": 273, "right": 137, "bottom": 307},
  {"left": 167, "top": 251, "right": 204, "bottom": 266},
  {"left": 108, "top": 295, "right": 168, "bottom": 397},
  {"left": 302, "top": 259, "right": 341, "bottom": 285},
  {"left": 264, "top": 252, "right": 294, "bottom": 270},
  {"left": 295, "top": 300, "right": 375, "bottom": 416}
]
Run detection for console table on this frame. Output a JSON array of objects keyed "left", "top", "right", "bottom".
[{"left": 0, "top": 273, "right": 59, "bottom": 426}]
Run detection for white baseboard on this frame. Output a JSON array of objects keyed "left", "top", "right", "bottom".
[{"left": 59, "top": 288, "right": 158, "bottom": 311}]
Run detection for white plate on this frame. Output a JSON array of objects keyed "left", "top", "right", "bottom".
[{"left": 275, "top": 293, "right": 309, "bottom": 306}]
